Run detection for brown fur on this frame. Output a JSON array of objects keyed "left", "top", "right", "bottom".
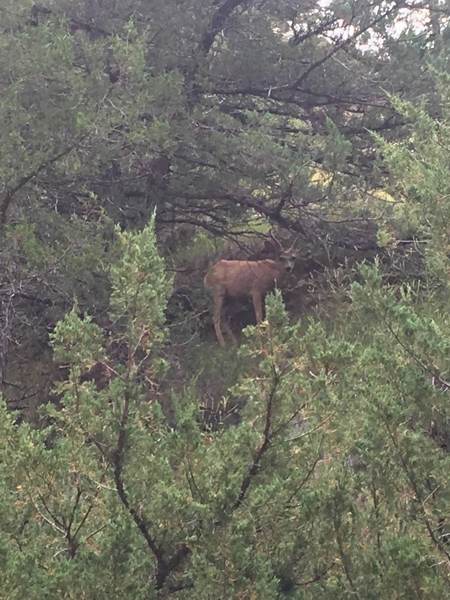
[{"left": 204, "top": 253, "right": 296, "bottom": 346}]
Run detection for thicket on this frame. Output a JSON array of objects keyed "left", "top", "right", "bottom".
[{"left": 0, "top": 1, "right": 449, "bottom": 598}]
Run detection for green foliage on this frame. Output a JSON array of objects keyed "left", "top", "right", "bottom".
[
  {"left": 1, "top": 1, "right": 450, "bottom": 598},
  {"left": 375, "top": 92, "right": 450, "bottom": 290},
  {"left": 110, "top": 215, "right": 173, "bottom": 349},
  {"left": 2, "top": 208, "right": 449, "bottom": 597}
]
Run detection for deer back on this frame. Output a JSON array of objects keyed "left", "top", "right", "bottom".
[{"left": 204, "top": 259, "right": 283, "bottom": 298}]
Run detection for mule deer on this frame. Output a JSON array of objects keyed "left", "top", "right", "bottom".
[{"left": 204, "top": 233, "right": 297, "bottom": 346}]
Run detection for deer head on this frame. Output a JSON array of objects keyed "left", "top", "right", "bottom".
[{"left": 267, "top": 231, "right": 298, "bottom": 272}]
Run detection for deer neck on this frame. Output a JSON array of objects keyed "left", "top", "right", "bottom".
[{"left": 260, "top": 259, "right": 287, "bottom": 280}]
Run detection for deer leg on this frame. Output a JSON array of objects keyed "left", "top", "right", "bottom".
[
  {"left": 251, "top": 291, "right": 264, "bottom": 324},
  {"left": 223, "top": 317, "right": 237, "bottom": 344},
  {"left": 212, "top": 293, "right": 226, "bottom": 347}
]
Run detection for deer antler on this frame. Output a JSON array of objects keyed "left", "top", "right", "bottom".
[
  {"left": 268, "top": 230, "right": 283, "bottom": 253},
  {"left": 287, "top": 233, "right": 301, "bottom": 252}
]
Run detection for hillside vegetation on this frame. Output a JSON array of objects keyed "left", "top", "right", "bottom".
[{"left": 0, "top": 1, "right": 449, "bottom": 598}]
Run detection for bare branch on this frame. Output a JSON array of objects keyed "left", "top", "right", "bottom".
[
  {"left": 201, "top": 0, "right": 251, "bottom": 54},
  {"left": 231, "top": 368, "right": 280, "bottom": 512},
  {"left": 0, "top": 140, "right": 83, "bottom": 229}
]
